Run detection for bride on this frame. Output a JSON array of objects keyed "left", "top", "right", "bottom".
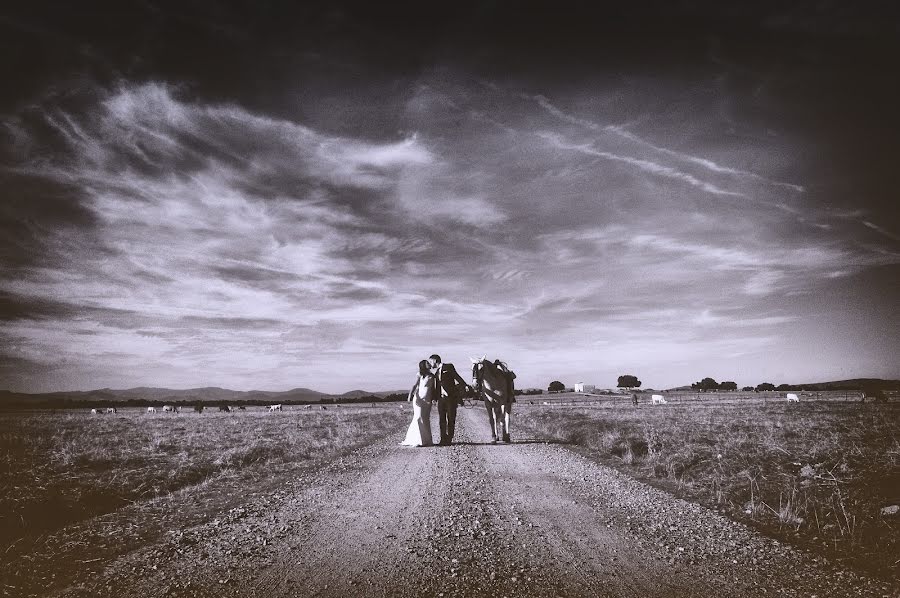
[{"left": 400, "top": 360, "right": 436, "bottom": 447}]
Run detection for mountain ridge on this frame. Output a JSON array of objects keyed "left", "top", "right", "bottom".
[
  {"left": 0, "top": 386, "right": 408, "bottom": 405},
  {"left": 2, "top": 378, "right": 895, "bottom": 405}
]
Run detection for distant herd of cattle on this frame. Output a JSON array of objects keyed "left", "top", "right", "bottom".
[
  {"left": 536, "top": 391, "right": 840, "bottom": 407},
  {"left": 89, "top": 403, "right": 333, "bottom": 414},
  {"left": 87, "top": 391, "right": 837, "bottom": 414}
]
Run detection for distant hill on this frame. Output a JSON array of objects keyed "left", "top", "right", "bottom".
[
  {"left": 0, "top": 385, "right": 401, "bottom": 408},
  {"left": 267, "top": 388, "right": 330, "bottom": 402},
  {"left": 371, "top": 389, "right": 409, "bottom": 398},
  {"left": 340, "top": 389, "right": 375, "bottom": 398}
]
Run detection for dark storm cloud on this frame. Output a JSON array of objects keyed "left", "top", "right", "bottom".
[
  {"left": 326, "top": 284, "right": 389, "bottom": 302},
  {"left": 212, "top": 265, "right": 307, "bottom": 285},
  {"left": 177, "top": 315, "right": 284, "bottom": 330},
  {"left": 0, "top": 292, "right": 73, "bottom": 321},
  {"left": 0, "top": 168, "right": 103, "bottom": 275},
  {"left": 0, "top": 292, "right": 149, "bottom": 327}
]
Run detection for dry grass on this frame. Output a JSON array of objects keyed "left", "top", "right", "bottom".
[
  {"left": 515, "top": 395, "right": 900, "bottom": 578},
  {"left": 0, "top": 405, "right": 405, "bottom": 551}
]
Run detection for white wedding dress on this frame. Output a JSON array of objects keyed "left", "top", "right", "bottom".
[{"left": 401, "top": 375, "right": 434, "bottom": 447}]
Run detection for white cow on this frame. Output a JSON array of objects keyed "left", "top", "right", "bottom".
[
  {"left": 269, "top": 404, "right": 283, "bottom": 412},
  {"left": 786, "top": 393, "right": 800, "bottom": 402},
  {"left": 651, "top": 394, "right": 668, "bottom": 405},
  {"left": 90, "top": 408, "right": 100, "bottom": 414},
  {"left": 147, "top": 406, "right": 157, "bottom": 413},
  {"left": 106, "top": 407, "right": 117, "bottom": 414},
  {"left": 162, "top": 405, "right": 176, "bottom": 413}
]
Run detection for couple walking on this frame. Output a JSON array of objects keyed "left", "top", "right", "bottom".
[{"left": 401, "top": 354, "right": 467, "bottom": 447}]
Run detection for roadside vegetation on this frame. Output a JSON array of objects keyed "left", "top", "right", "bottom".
[
  {"left": 516, "top": 395, "right": 900, "bottom": 578},
  {"left": 0, "top": 405, "right": 406, "bottom": 552}
]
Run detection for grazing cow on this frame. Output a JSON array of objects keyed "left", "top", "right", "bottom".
[
  {"left": 90, "top": 408, "right": 100, "bottom": 414},
  {"left": 147, "top": 406, "right": 157, "bottom": 413},
  {"left": 786, "top": 393, "right": 800, "bottom": 402},
  {"left": 106, "top": 407, "right": 117, "bottom": 414},
  {"left": 238, "top": 405, "right": 246, "bottom": 411},
  {"left": 304, "top": 404, "right": 312, "bottom": 410},
  {"left": 651, "top": 394, "right": 667, "bottom": 405},
  {"left": 321, "top": 405, "right": 328, "bottom": 410},
  {"left": 219, "top": 405, "right": 231, "bottom": 412},
  {"left": 194, "top": 405, "right": 204, "bottom": 413},
  {"left": 162, "top": 405, "right": 176, "bottom": 413},
  {"left": 269, "top": 404, "right": 283, "bottom": 412}
]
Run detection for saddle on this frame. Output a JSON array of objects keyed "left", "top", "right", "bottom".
[{"left": 493, "top": 360, "right": 517, "bottom": 402}]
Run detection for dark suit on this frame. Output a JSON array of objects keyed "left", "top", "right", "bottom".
[{"left": 435, "top": 363, "right": 465, "bottom": 445}]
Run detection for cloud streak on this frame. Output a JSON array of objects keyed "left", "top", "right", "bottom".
[
  {"left": 532, "top": 93, "right": 806, "bottom": 193},
  {"left": 538, "top": 132, "right": 745, "bottom": 197}
]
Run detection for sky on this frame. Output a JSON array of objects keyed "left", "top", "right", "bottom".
[{"left": 1, "top": 1, "right": 898, "bottom": 393}]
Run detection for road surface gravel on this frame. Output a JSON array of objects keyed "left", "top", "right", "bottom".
[{"left": 53, "top": 407, "right": 897, "bottom": 597}]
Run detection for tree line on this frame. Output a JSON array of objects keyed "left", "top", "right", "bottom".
[{"left": 0, "top": 394, "right": 403, "bottom": 410}]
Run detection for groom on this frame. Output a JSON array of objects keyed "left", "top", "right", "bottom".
[{"left": 429, "top": 354, "right": 467, "bottom": 446}]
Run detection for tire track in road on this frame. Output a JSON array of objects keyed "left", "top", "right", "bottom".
[
  {"left": 459, "top": 407, "right": 896, "bottom": 598},
  {"left": 451, "top": 407, "right": 703, "bottom": 597},
  {"left": 245, "top": 436, "right": 454, "bottom": 597}
]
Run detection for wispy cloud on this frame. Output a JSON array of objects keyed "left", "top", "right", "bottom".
[
  {"left": 862, "top": 221, "right": 900, "bottom": 242},
  {"left": 531, "top": 93, "right": 806, "bottom": 193},
  {"left": 2, "top": 75, "right": 897, "bottom": 393},
  {"left": 1, "top": 82, "right": 507, "bottom": 390},
  {"left": 605, "top": 125, "right": 805, "bottom": 193},
  {"left": 538, "top": 132, "right": 744, "bottom": 197}
]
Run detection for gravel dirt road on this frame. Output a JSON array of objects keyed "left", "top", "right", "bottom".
[{"left": 52, "top": 407, "right": 897, "bottom": 598}]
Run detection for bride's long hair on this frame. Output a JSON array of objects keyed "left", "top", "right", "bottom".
[{"left": 418, "top": 360, "right": 432, "bottom": 377}]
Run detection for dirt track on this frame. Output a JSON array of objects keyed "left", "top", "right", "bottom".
[{"left": 53, "top": 407, "right": 897, "bottom": 598}]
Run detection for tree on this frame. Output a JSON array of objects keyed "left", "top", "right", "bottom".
[
  {"left": 693, "top": 377, "right": 719, "bottom": 392},
  {"left": 617, "top": 374, "right": 641, "bottom": 389},
  {"left": 862, "top": 384, "right": 887, "bottom": 403},
  {"left": 776, "top": 384, "right": 793, "bottom": 391},
  {"left": 720, "top": 381, "right": 738, "bottom": 391},
  {"left": 548, "top": 381, "right": 565, "bottom": 393},
  {"left": 755, "top": 382, "right": 776, "bottom": 392},
  {"left": 741, "top": 386, "right": 754, "bottom": 392}
]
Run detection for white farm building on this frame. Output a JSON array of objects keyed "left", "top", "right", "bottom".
[{"left": 574, "top": 382, "right": 595, "bottom": 393}]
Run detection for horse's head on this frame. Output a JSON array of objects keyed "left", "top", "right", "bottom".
[{"left": 470, "top": 355, "right": 487, "bottom": 390}]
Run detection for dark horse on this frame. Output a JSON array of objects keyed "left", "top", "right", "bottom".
[{"left": 470, "top": 356, "right": 515, "bottom": 443}]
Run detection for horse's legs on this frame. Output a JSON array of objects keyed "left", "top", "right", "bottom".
[
  {"left": 494, "top": 403, "right": 508, "bottom": 442},
  {"left": 493, "top": 404, "right": 503, "bottom": 440},
  {"left": 484, "top": 400, "right": 497, "bottom": 442},
  {"left": 502, "top": 403, "right": 511, "bottom": 443}
]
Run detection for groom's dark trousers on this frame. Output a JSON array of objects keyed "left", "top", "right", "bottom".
[
  {"left": 436, "top": 362, "right": 462, "bottom": 445},
  {"left": 437, "top": 397, "right": 457, "bottom": 445}
]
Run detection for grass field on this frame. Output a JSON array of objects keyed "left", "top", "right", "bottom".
[
  {"left": 515, "top": 392, "right": 900, "bottom": 578},
  {"left": 0, "top": 405, "right": 406, "bottom": 553},
  {"left": 3, "top": 394, "right": 896, "bottom": 585}
]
